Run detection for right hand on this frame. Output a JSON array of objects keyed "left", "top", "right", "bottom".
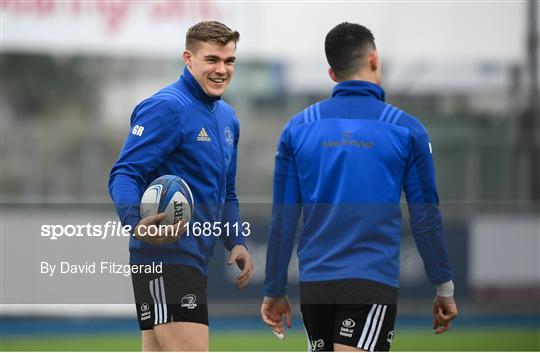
[
  {"left": 133, "top": 213, "right": 187, "bottom": 245},
  {"left": 261, "top": 296, "right": 292, "bottom": 339}
]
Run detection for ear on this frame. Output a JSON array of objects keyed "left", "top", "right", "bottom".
[
  {"left": 328, "top": 67, "right": 338, "bottom": 83},
  {"left": 368, "top": 51, "right": 379, "bottom": 72},
  {"left": 183, "top": 50, "right": 192, "bottom": 68}
]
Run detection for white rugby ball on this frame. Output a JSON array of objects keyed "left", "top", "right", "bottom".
[{"left": 140, "top": 175, "right": 194, "bottom": 225}]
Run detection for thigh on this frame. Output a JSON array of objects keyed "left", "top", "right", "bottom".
[
  {"left": 300, "top": 282, "right": 337, "bottom": 352},
  {"left": 301, "top": 304, "right": 335, "bottom": 352},
  {"left": 163, "top": 265, "right": 208, "bottom": 326},
  {"left": 132, "top": 265, "right": 208, "bottom": 332},
  {"left": 333, "top": 304, "right": 397, "bottom": 352},
  {"left": 153, "top": 321, "right": 208, "bottom": 351},
  {"left": 141, "top": 330, "right": 162, "bottom": 351},
  {"left": 132, "top": 269, "right": 159, "bottom": 331},
  {"left": 333, "top": 342, "right": 365, "bottom": 352}
]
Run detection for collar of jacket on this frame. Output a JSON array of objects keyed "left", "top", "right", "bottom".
[
  {"left": 332, "top": 80, "right": 386, "bottom": 102},
  {"left": 180, "top": 66, "right": 221, "bottom": 111}
]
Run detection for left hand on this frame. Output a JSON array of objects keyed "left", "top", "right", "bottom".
[
  {"left": 228, "top": 245, "right": 254, "bottom": 289},
  {"left": 432, "top": 295, "right": 458, "bottom": 334}
]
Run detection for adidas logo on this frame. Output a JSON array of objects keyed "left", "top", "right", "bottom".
[{"left": 197, "top": 128, "right": 211, "bottom": 142}]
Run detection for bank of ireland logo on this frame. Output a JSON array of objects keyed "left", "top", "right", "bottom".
[
  {"left": 224, "top": 127, "right": 233, "bottom": 145},
  {"left": 140, "top": 303, "right": 151, "bottom": 321},
  {"left": 181, "top": 294, "right": 197, "bottom": 309},
  {"left": 339, "top": 318, "right": 355, "bottom": 337},
  {"left": 342, "top": 318, "right": 355, "bottom": 328}
]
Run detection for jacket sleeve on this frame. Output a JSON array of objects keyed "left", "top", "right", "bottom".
[
  {"left": 404, "top": 120, "right": 453, "bottom": 285},
  {"left": 221, "top": 119, "right": 245, "bottom": 251},
  {"left": 263, "top": 122, "right": 302, "bottom": 297},
  {"left": 108, "top": 98, "right": 181, "bottom": 231}
]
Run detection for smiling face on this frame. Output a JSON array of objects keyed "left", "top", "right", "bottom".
[{"left": 183, "top": 41, "right": 236, "bottom": 97}]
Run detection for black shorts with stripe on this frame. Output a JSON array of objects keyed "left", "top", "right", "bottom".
[
  {"left": 300, "top": 279, "right": 398, "bottom": 352},
  {"left": 131, "top": 264, "right": 208, "bottom": 330}
]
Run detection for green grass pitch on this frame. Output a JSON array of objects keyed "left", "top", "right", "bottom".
[{"left": 1, "top": 328, "right": 539, "bottom": 351}]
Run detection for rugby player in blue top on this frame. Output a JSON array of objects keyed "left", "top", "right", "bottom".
[
  {"left": 261, "top": 23, "right": 458, "bottom": 351},
  {"left": 109, "top": 21, "right": 253, "bottom": 351}
]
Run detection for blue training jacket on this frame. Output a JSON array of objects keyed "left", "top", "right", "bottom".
[
  {"left": 109, "top": 66, "right": 245, "bottom": 275},
  {"left": 264, "top": 80, "right": 452, "bottom": 296}
]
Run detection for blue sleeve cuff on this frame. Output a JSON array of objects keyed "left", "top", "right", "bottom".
[
  {"left": 263, "top": 286, "right": 287, "bottom": 297},
  {"left": 223, "top": 235, "right": 246, "bottom": 252},
  {"left": 121, "top": 207, "right": 141, "bottom": 235},
  {"left": 221, "top": 199, "right": 243, "bottom": 251}
]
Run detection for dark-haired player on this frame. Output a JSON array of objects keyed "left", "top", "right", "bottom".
[
  {"left": 261, "top": 22, "right": 457, "bottom": 351},
  {"left": 109, "top": 21, "right": 253, "bottom": 351}
]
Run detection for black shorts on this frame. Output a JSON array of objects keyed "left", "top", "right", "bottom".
[
  {"left": 131, "top": 264, "right": 208, "bottom": 330},
  {"left": 300, "top": 279, "right": 398, "bottom": 352}
]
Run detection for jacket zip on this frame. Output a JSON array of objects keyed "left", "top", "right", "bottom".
[{"left": 212, "top": 107, "right": 226, "bottom": 220}]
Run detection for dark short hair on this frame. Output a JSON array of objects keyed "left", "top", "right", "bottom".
[
  {"left": 325, "top": 22, "right": 376, "bottom": 80},
  {"left": 185, "top": 21, "right": 240, "bottom": 52}
]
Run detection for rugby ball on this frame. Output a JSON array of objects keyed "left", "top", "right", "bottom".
[{"left": 140, "top": 175, "right": 194, "bottom": 225}]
